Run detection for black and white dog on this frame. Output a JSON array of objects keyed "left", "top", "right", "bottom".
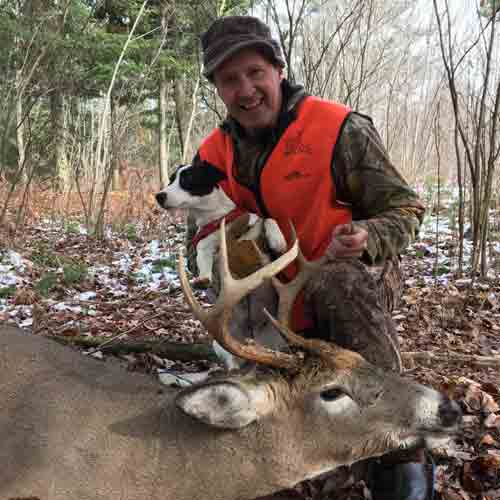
[
  {"left": 155, "top": 163, "right": 287, "bottom": 286},
  {"left": 156, "top": 162, "right": 289, "bottom": 370}
]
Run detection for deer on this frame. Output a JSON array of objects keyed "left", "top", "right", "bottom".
[{"left": 0, "top": 221, "right": 461, "bottom": 500}]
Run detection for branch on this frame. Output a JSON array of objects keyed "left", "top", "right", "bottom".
[
  {"left": 51, "top": 335, "right": 217, "bottom": 362},
  {"left": 402, "top": 351, "right": 500, "bottom": 368}
]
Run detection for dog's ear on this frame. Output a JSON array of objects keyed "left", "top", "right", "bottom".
[
  {"left": 198, "top": 161, "right": 227, "bottom": 185},
  {"left": 169, "top": 164, "right": 187, "bottom": 184}
]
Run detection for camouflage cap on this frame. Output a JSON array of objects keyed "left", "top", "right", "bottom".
[{"left": 201, "top": 16, "right": 286, "bottom": 81}]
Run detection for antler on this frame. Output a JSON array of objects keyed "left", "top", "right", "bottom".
[
  {"left": 272, "top": 245, "right": 328, "bottom": 328},
  {"left": 178, "top": 219, "right": 302, "bottom": 369}
]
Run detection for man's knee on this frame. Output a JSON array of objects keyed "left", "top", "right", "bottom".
[
  {"left": 305, "top": 257, "right": 402, "bottom": 315},
  {"left": 304, "top": 258, "right": 402, "bottom": 372}
]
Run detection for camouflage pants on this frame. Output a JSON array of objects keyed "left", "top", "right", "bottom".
[{"left": 303, "top": 257, "right": 403, "bottom": 372}]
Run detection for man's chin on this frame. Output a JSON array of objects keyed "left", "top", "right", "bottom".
[{"left": 233, "top": 112, "right": 277, "bottom": 134}]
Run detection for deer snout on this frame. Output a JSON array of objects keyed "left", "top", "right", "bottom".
[
  {"left": 156, "top": 191, "right": 167, "bottom": 208},
  {"left": 438, "top": 397, "right": 462, "bottom": 428}
]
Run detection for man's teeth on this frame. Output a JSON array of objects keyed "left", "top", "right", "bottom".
[{"left": 241, "top": 99, "right": 262, "bottom": 110}]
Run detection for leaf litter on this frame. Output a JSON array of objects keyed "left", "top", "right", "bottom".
[{"left": 0, "top": 201, "right": 499, "bottom": 499}]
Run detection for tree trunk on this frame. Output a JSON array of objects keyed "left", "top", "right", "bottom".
[
  {"left": 110, "top": 97, "right": 121, "bottom": 191},
  {"left": 159, "top": 75, "right": 170, "bottom": 186},
  {"left": 51, "top": 92, "right": 70, "bottom": 192},
  {"left": 16, "top": 71, "right": 27, "bottom": 186},
  {"left": 173, "top": 77, "right": 187, "bottom": 158}
]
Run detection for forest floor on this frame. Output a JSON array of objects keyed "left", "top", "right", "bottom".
[{"left": 1, "top": 190, "right": 500, "bottom": 499}]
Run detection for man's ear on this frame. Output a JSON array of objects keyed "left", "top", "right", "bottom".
[{"left": 175, "top": 380, "right": 274, "bottom": 429}]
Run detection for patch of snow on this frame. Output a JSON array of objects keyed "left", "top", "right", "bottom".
[
  {"left": 114, "top": 256, "right": 132, "bottom": 273},
  {"left": 0, "top": 268, "right": 19, "bottom": 286},
  {"left": 52, "top": 302, "right": 83, "bottom": 313},
  {"left": 149, "top": 239, "right": 160, "bottom": 257},
  {"left": 7, "top": 250, "right": 24, "bottom": 269},
  {"left": 75, "top": 291, "right": 97, "bottom": 301},
  {"left": 8, "top": 305, "right": 32, "bottom": 318}
]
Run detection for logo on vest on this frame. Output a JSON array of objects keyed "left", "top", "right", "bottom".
[
  {"left": 284, "top": 129, "right": 313, "bottom": 156},
  {"left": 284, "top": 170, "right": 311, "bottom": 181}
]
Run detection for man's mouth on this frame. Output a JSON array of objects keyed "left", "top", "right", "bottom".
[{"left": 240, "top": 97, "right": 264, "bottom": 111}]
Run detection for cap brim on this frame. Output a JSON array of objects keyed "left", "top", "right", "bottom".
[{"left": 203, "top": 40, "right": 284, "bottom": 79}]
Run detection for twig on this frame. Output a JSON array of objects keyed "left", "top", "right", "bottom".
[
  {"left": 402, "top": 351, "right": 500, "bottom": 368},
  {"left": 83, "top": 309, "right": 171, "bottom": 355},
  {"left": 51, "top": 335, "right": 217, "bottom": 362}
]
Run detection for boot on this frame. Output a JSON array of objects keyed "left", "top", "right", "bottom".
[{"left": 366, "top": 449, "right": 432, "bottom": 500}]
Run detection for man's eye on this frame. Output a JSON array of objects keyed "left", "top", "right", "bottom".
[
  {"left": 222, "top": 75, "right": 237, "bottom": 85},
  {"left": 320, "top": 388, "right": 347, "bottom": 401}
]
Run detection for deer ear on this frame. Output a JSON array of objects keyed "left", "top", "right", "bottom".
[{"left": 175, "top": 381, "right": 271, "bottom": 429}]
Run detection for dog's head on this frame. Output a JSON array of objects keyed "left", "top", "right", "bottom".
[{"left": 155, "top": 163, "right": 227, "bottom": 210}]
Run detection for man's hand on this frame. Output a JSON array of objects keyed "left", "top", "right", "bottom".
[{"left": 326, "top": 223, "right": 368, "bottom": 259}]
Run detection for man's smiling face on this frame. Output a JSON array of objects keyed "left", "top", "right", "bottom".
[{"left": 213, "top": 48, "right": 284, "bottom": 135}]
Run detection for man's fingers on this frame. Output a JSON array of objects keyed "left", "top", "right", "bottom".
[{"left": 332, "top": 223, "right": 353, "bottom": 236}]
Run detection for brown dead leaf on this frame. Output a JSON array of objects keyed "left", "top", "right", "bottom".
[
  {"left": 484, "top": 414, "right": 500, "bottom": 429},
  {"left": 463, "top": 461, "right": 484, "bottom": 493},
  {"left": 480, "top": 433, "right": 498, "bottom": 446},
  {"left": 13, "top": 288, "right": 38, "bottom": 305},
  {"left": 463, "top": 384, "right": 500, "bottom": 414},
  {"left": 482, "top": 383, "right": 500, "bottom": 396},
  {"left": 482, "top": 394, "right": 500, "bottom": 414},
  {"left": 475, "top": 454, "right": 500, "bottom": 471},
  {"left": 442, "top": 487, "right": 472, "bottom": 500}
]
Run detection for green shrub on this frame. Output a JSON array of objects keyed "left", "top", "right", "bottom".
[
  {"left": 63, "top": 261, "right": 88, "bottom": 285},
  {"left": 64, "top": 220, "right": 81, "bottom": 234},
  {"left": 433, "top": 264, "right": 450, "bottom": 276},
  {"left": 0, "top": 285, "right": 16, "bottom": 298},
  {"left": 35, "top": 273, "right": 58, "bottom": 297},
  {"left": 414, "top": 249, "right": 425, "bottom": 259},
  {"left": 151, "top": 257, "right": 176, "bottom": 273},
  {"left": 31, "top": 243, "right": 61, "bottom": 268},
  {"left": 124, "top": 223, "right": 139, "bottom": 242}
]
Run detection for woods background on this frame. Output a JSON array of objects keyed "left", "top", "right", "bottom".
[{"left": 0, "top": 0, "right": 499, "bottom": 275}]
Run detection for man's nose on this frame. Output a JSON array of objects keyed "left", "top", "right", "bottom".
[{"left": 237, "top": 75, "right": 256, "bottom": 97}]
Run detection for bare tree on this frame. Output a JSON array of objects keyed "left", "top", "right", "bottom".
[{"left": 433, "top": 0, "right": 500, "bottom": 276}]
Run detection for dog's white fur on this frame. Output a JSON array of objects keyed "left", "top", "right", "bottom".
[{"left": 157, "top": 164, "right": 287, "bottom": 284}]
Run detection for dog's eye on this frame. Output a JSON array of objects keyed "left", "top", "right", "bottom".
[
  {"left": 179, "top": 171, "right": 193, "bottom": 188},
  {"left": 320, "top": 387, "right": 348, "bottom": 402}
]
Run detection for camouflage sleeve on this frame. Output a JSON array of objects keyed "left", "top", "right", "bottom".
[{"left": 333, "top": 112, "right": 426, "bottom": 265}]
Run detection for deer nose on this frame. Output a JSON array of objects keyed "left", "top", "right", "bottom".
[
  {"left": 156, "top": 192, "right": 167, "bottom": 207},
  {"left": 439, "top": 397, "right": 462, "bottom": 428}
]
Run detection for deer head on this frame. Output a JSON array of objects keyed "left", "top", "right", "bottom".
[{"left": 176, "top": 220, "right": 461, "bottom": 473}]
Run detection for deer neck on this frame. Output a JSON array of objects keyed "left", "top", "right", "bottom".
[{"left": 149, "top": 402, "right": 308, "bottom": 500}]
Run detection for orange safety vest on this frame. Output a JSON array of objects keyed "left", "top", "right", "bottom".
[{"left": 199, "top": 96, "right": 353, "bottom": 330}]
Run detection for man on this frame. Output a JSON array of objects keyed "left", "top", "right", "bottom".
[{"left": 189, "top": 15, "right": 427, "bottom": 500}]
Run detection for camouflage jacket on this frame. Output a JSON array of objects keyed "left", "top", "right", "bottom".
[{"left": 187, "top": 80, "right": 425, "bottom": 270}]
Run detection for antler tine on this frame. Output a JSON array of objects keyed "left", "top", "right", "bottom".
[
  {"left": 263, "top": 308, "right": 348, "bottom": 363},
  {"left": 272, "top": 244, "right": 328, "bottom": 328},
  {"left": 178, "top": 218, "right": 302, "bottom": 370}
]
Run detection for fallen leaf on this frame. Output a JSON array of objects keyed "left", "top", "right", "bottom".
[{"left": 484, "top": 413, "right": 500, "bottom": 429}]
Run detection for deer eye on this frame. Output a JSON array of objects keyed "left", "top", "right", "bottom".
[{"left": 320, "top": 388, "right": 348, "bottom": 402}]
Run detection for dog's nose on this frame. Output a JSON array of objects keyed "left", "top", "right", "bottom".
[
  {"left": 439, "top": 397, "right": 462, "bottom": 428},
  {"left": 156, "top": 192, "right": 167, "bottom": 207}
]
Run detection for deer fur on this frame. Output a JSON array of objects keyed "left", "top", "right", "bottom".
[{"left": 1, "top": 324, "right": 460, "bottom": 500}]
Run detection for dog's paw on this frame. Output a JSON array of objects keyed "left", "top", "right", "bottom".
[
  {"left": 264, "top": 219, "right": 288, "bottom": 254},
  {"left": 192, "top": 277, "right": 211, "bottom": 289}
]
